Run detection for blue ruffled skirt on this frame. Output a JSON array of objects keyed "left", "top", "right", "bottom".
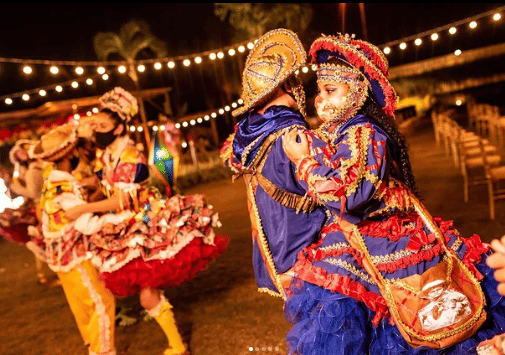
[{"left": 284, "top": 255, "right": 505, "bottom": 355}]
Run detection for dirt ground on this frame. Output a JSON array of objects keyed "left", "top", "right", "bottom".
[{"left": 2, "top": 121, "right": 505, "bottom": 355}]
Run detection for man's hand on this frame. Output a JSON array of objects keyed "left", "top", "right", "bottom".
[{"left": 282, "top": 129, "right": 310, "bottom": 165}]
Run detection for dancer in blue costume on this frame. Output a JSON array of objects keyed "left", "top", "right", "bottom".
[
  {"left": 220, "top": 28, "right": 327, "bottom": 299},
  {"left": 281, "top": 33, "right": 505, "bottom": 355}
]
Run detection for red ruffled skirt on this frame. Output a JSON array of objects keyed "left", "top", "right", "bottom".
[{"left": 99, "top": 235, "right": 228, "bottom": 297}]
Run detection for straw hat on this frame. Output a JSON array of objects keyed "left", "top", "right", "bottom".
[
  {"left": 9, "top": 139, "right": 35, "bottom": 165},
  {"left": 232, "top": 28, "right": 306, "bottom": 117},
  {"left": 29, "top": 123, "right": 79, "bottom": 162},
  {"left": 99, "top": 87, "right": 138, "bottom": 122}
]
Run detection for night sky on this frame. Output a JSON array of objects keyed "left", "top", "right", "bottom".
[{"left": 0, "top": 3, "right": 503, "bottom": 122}]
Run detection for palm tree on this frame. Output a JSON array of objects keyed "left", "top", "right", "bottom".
[{"left": 94, "top": 20, "right": 168, "bottom": 147}]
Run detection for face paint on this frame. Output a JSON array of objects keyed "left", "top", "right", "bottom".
[{"left": 315, "top": 62, "right": 369, "bottom": 126}]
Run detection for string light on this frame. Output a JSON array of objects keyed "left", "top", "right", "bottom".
[
  {"left": 167, "top": 61, "right": 175, "bottom": 69},
  {"left": 97, "top": 66, "right": 106, "bottom": 74},
  {"left": 469, "top": 21, "right": 477, "bottom": 29},
  {"left": 238, "top": 45, "right": 245, "bottom": 53},
  {"left": 494, "top": 13, "right": 502, "bottom": 21},
  {"left": 302, "top": 66, "right": 309, "bottom": 73},
  {"left": 22, "top": 94, "right": 29, "bottom": 101},
  {"left": 238, "top": 99, "right": 243, "bottom": 105},
  {"left": 194, "top": 56, "right": 202, "bottom": 64},
  {"left": 247, "top": 42, "right": 254, "bottom": 49},
  {"left": 55, "top": 85, "right": 63, "bottom": 92},
  {"left": 181, "top": 142, "right": 188, "bottom": 148},
  {"left": 86, "top": 111, "right": 92, "bottom": 116},
  {"left": 23, "top": 66, "right": 32, "bottom": 74},
  {"left": 190, "top": 119, "right": 196, "bottom": 125},
  {"left": 414, "top": 38, "right": 422, "bottom": 46},
  {"left": 197, "top": 117, "right": 203, "bottom": 123},
  {"left": 295, "top": 70, "right": 300, "bottom": 75},
  {"left": 86, "top": 78, "right": 93, "bottom": 85},
  {"left": 5, "top": 98, "right": 12, "bottom": 105},
  {"left": 218, "top": 108, "right": 225, "bottom": 115},
  {"left": 183, "top": 59, "right": 191, "bottom": 67},
  {"left": 92, "top": 108, "right": 99, "bottom": 113},
  {"left": 204, "top": 115, "right": 210, "bottom": 121},
  {"left": 102, "top": 74, "right": 109, "bottom": 80},
  {"left": 50, "top": 66, "right": 59, "bottom": 74},
  {"left": 118, "top": 65, "right": 127, "bottom": 73},
  {"left": 209, "top": 53, "right": 216, "bottom": 60},
  {"left": 311, "top": 64, "right": 317, "bottom": 71},
  {"left": 138, "top": 126, "right": 143, "bottom": 132},
  {"left": 39, "top": 90, "right": 46, "bottom": 96},
  {"left": 154, "top": 62, "right": 162, "bottom": 70},
  {"left": 130, "top": 126, "right": 136, "bottom": 132},
  {"left": 224, "top": 105, "right": 230, "bottom": 111},
  {"left": 137, "top": 64, "right": 145, "bottom": 72},
  {"left": 71, "top": 81, "right": 79, "bottom": 88},
  {"left": 456, "top": 99, "right": 462, "bottom": 106},
  {"left": 228, "top": 49, "right": 236, "bottom": 56},
  {"left": 231, "top": 102, "right": 237, "bottom": 108},
  {"left": 217, "top": 52, "right": 224, "bottom": 59},
  {"left": 175, "top": 123, "right": 181, "bottom": 129},
  {"left": 454, "top": 49, "right": 462, "bottom": 56},
  {"left": 182, "top": 121, "right": 188, "bottom": 127},
  {"left": 74, "top": 114, "right": 80, "bottom": 120},
  {"left": 431, "top": 33, "right": 439, "bottom": 41},
  {"left": 449, "top": 27, "right": 457, "bottom": 34},
  {"left": 211, "top": 112, "right": 217, "bottom": 118},
  {"left": 384, "top": 47, "right": 391, "bottom": 54},
  {"left": 159, "top": 125, "right": 165, "bottom": 131},
  {"left": 399, "top": 42, "right": 407, "bottom": 50},
  {"left": 75, "top": 67, "right": 84, "bottom": 75}
]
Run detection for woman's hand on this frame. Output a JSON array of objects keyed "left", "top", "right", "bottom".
[
  {"left": 282, "top": 129, "right": 310, "bottom": 165},
  {"left": 487, "top": 236, "right": 505, "bottom": 295},
  {"left": 64, "top": 204, "right": 86, "bottom": 221}
]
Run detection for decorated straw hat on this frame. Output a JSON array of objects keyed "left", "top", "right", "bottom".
[
  {"left": 29, "top": 123, "right": 79, "bottom": 162},
  {"left": 9, "top": 139, "right": 35, "bottom": 165},
  {"left": 99, "top": 87, "right": 139, "bottom": 122},
  {"left": 309, "top": 33, "right": 398, "bottom": 118},
  {"left": 232, "top": 28, "right": 307, "bottom": 117}
]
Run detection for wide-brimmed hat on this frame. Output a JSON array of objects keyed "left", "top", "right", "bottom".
[
  {"left": 9, "top": 139, "right": 35, "bottom": 165},
  {"left": 29, "top": 123, "right": 79, "bottom": 162},
  {"left": 232, "top": 28, "right": 306, "bottom": 117},
  {"left": 99, "top": 87, "right": 139, "bottom": 122},
  {"left": 309, "top": 33, "right": 398, "bottom": 118}
]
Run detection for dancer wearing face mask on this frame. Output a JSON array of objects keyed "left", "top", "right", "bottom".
[
  {"left": 66, "top": 87, "right": 228, "bottom": 355},
  {"left": 281, "top": 34, "right": 505, "bottom": 355}
]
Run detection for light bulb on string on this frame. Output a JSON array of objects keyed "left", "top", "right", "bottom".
[
  {"left": 182, "top": 142, "right": 188, "bottom": 149},
  {"left": 75, "top": 67, "right": 84, "bottom": 75},
  {"left": 183, "top": 59, "right": 191, "bottom": 67},
  {"left": 182, "top": 121, "right": 188, "bottom": 127},
  {"left": 86, "top": 111, "right": 92, "bottom": 117},
  {"left": 39, "top": 90, "right": 46, "bottom": 96},
  {"left": 92, "top": 108, "right": 99, "bottom": 113},
  {"left": 431, "top": 33, "right": 439, "bottom": 41},
  {"left": 383, "top": 47, "right": 391, "bottom": 54},
  {"left": 204, "top": 115, "right": 210, "bottom": 121},
  {"left": 469, "top": 21, "right": 477, "bottom": 29},
  {"left": 225, "top": 106, "right": 230, "bottom": 111},
  {"left": 197, "top": 118, "right": 203, "bottom": 123},
  {"left": 167, "top": 61, "right": 175, "bottom": 69},
  {"left": 74, "top": 114, "right": 80, "bottom": 120},
  {"left": 231, "top": 102, "right": 237, "bottom": 108},
  {"left": 194, "top": 57, "right": 202, "bottom": 64},
  {"left": 219, "top": 108, "right": 225, "bottom": 115},
  {"left": 138, "top": 126, "right": 143, "bottom": 132},
  {"left": 175, "top": 123, "right": 181, "bottom": 129},
  {"left": 154, "top": 62, "right": 162, "bottom": 70},
  {"left": 71, "top": 81, "right": 79, "bottom": 88},
  {"left": 247, "top": 42, "right": 254, "bottom": 49},
  {"left": 102, "top": 74, "right": 109, "bottom": 80},
  {"left": 5, "top": 98, "right": 12, "bottom": 105},
  {"left": 302, "top": 66, "right": 309, "bottom": 73},
  {"left": 118, "top": 65, "right": 127, "bottom": 74},
  {"left": 415, "top": 38, "right": 422, "bottom": 46},
  {"left": 449, "top": 27, "right": 457, "bottom": 35},
  {"left": 494, "top": 13, "right": 502, "bottom": 21},
  {"left": 217, "top": 52, "right": 224, "bottom": 59},
  {"left": 228, "top": 49, "right": 236, "bottom": 56},
  {"left": 23, "top": 66, "right": 32, "bottom": 74},
  {"left": 190, "top": 119, "right": 196, "bottom": 125},
  {"left": 56, "top": 85, "right": 63, "bottom": 92},
  {"left": 454, "top": 49, "right": 462, "bottom": 56},
  {"left": 211, "top": 112, "right": 217, "bottom": 118},
  {"left": 86, "top": 78, "right": 93, "bottom": 85},
  {"left": 399, "top": 42, "right": 407, "bottom": 50},
  {"left": 22, "top": 94, "right": 30, "bottom": 101},
  {"left": 238, "top": 45, "right": 245, "bottom": 53},
  {"left": 159, "top": 125, "right": 165, "bottom": 131},
  {"left": 209, "top": 53, "right": 216, "bottom": 60},
  {"left": 50, "top": 66, "right": 59, "bottom": 74},
  {"left": 238, "top": 98, "right": 244, "bottom": 105},
  {"left": 152, "top": 125, "right": 158, "bottom": 131},
  {"left": 97, "top": 66, "right": 106, "bottom": 74},
  {"left": 130, "top": 126, "right": 136, "bottom": 132},
  {"left": 137, "top": 64, "right": 145, "bottom": 72}
]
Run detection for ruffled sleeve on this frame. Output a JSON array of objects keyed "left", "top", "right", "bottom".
[{"left": 296, "top": 123, "right": 389, "bottom": 217}]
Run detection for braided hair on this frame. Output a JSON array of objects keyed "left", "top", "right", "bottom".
[{"left": 361, "top": 97, "right": 420, "bottom": 197}]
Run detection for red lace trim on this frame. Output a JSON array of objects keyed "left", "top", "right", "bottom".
[{"left": 293, "top": 249, "right": 389, "bottom": 327}]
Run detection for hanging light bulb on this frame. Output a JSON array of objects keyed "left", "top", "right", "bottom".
[
  {"left": 159, "top": 125, "right": 166, "bottom": 131},
  {"left": 238, "top": 45, "right": 245, "bottom": 53},
  {"left": 23, "top": 66, "right": 32, "bottom": 74},
  {"left": 55, "top": 85, "right": 63, "bottom": 92},
  {"left": 86, "top": 111, "right": 92, "bottom": 116},
  {"left": 181, "top": 142, "right": 188, "bottom": 148},
  {"left": 22, "top": 94, "right": 30, "bottom": 101},
  {"left": 50, "top": 66, "right": 59, "bottom": 74},
  {"left": 118, "top": 65, "right": 127, "bottom": 74},
  {"left": 302, "top": 66, "right": 309, "bottom": 73},
  {"left": 454, "top": 49, "right": 462, "bottom": 56},
  {"left": 383, "top": 47, "right": 391, "bottom": 54},
  {"left": 71, "top": 81, "right": 79, "bottom": 88},
  {"left": 194, "top": 56, "right": 202, "bottom": 64},
  {"left": 211, "top": 112, "right": 217, "bottom": 118},
  {"left": 295, "top": 70, "right": 300, "bottom": 75},
  {"left": 238, "top": 98, "right": 244, "bottom": 105},
  {"left": 74, "top": 114, "right": 80, "bottom": 120},
  {"left": 75, "top": 66, "right": 84, "bottom": 75},
  {"left": 97, "top": 66, "right": 106, "bottom": 74},
  {"left": 190, "top": 119, "right": 196, "bottom": 125},
  {"left": 197, "top": 117, "right": 203, "bottom": 123},
  {"left": 137, "top": 126, "right": 143, "bottom": 132},
  {"left": 449, "top": 27, "right": 457, "bottom": 35},
  {"left": 130, "top": 126, "right": 136, "bottom": 132},
  {"left": 5, "top": 98, "right": 12, "bottom": 105},
  {"left": 102, "top": 74, "right": 109, "bottom": 80},
  {"left": 167, "top": 61, "right": 175, "bottom": 69},
  {"left": 154, "top": 62, "right": 162, "bottom": 70},
  {"left": 152, "top": 125, "right": 158, "bottom": 131},
  {"left": 414, "top": 38, "right": 422, "bottom": 46},
  {"left": 182, "top": 121, "right": 188, "bottom": 127},
  {"left": 399, "top": 42, "right": 407, "bottom": 50},
  {"left": 209, "top": 53, "right": 216, "bottom": 60},
  {"left": 137, "top": 64, "right": 145, "bottom": 72},
  {"left": 431, "top": 33, "right": 439, "bottom": 41},
  {"left": 217, "top": 52, "right": 224, "bottom": 59},
  {"left": 247, "top": 42, "right": 254, "bottom": 49},
  {"left": 231, "top": 102, "right": 238, "bottom": 108},
  {"left": 228, "top": 48, "right": 236, "bottom": 56},
  {"left": 39, "top": 90, "right": 46, "bottom": 96},
  {"left": 183, "top": 59, "right": 191, "bottom": 67},
  {"left": 175, "top": 123, "right": 181, "bottom": 129},
  {"left": 92, "top": 107, "right": 99, "bottom": 113},
  {"left": 86, "top": 78, "right": 93, "bottom": 85},
  {"left": 494, "top": 13, "right": 502, "bottom": 21},
  {"left": 469, "top": 21, "right": 477, "bottom": 29},
  {"left": 218, "top": 108, "right": 225, "bottom": 115},
  {"left": 204, "top": 115, "right": 210, "bottom": 121},
  {"left": 456, "top": 99, "right": 462, "bottom": 106},
  {"left": 312, "top": 64, "right": 317, "bottom": 71},
  {"left": 224, "top": 106, "right": 230, "bottom": 111}
]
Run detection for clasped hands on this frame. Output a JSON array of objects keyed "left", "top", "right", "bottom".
[{"left": 282, "top": 128, "right": 311, "bottom": 165}]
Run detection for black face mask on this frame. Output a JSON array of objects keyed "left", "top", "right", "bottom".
[{"left": 95, "top": 127, "right": 117, "bottom": 149}]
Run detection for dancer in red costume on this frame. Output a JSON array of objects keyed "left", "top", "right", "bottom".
[{"left": 68, "top": 87, "right": 228, "bottom": 355}]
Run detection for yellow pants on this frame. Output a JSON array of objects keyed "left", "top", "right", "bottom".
[{"left": 57, "top": 259, "right": 116, "bottom": 355}]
